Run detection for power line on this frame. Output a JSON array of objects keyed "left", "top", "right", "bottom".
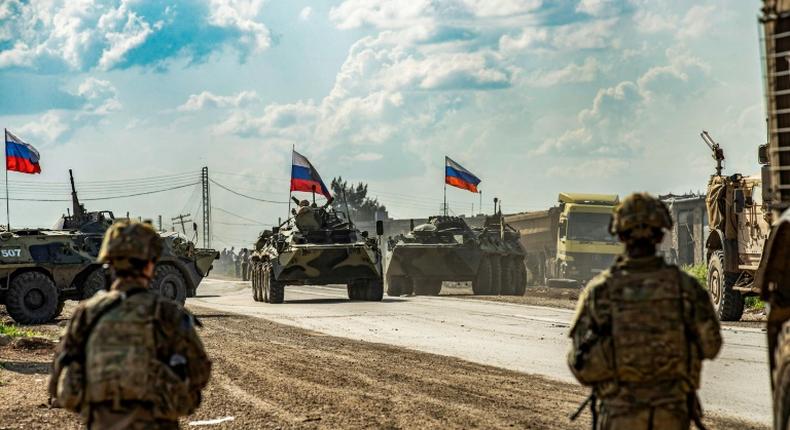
[
  {"left": 0, "top": 182, "right": 199, "bottom": 202},
  {"left": 209, "top": 178, "right": 288, "bottom": 204},
  {"left": 212, "top": 207, "right": 266, "bottom": 225}
]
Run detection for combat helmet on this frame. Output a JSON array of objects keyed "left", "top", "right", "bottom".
[
  {"left": 98, "top": 220, "right": 163, "bottom": 270},
  {"left": 610, "top": 192, "right": 672, "bottom": 242}
]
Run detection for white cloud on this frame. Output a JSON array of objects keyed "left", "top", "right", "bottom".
[
  {"left": 299, "top": 6, "right": 313, "bottom": 21},
  {"left": 96, "top": 0, "right": 156, "bottom": 70},
  {"left": 539, "top": 50, "right": 710, "bottom": 157},
  {"left": 178, "top": 91, "right": 260, "bottom": 111},
  {"left": 526, "top": 57, "right": 600, "bottom": 87},
  {"left": 678, "top": 5, "right": 715, "bottom": 40},
  {"left": 576, "top": 0, "right": 617, "bottom": 17},
  {"left": 0, "top": 0, "right": 272, "bottom": 72},
  {"left": 344, "top": 152, "right": 384, "bottom": 162},
  {"left": 499, "top": 18, "right": 618, "bottom": 53},
  {"left": 208, "top": 0, "right": 271, "bottom": 52},
  {"left": 547, "top": 158, "right": 628, "bottom": 178},
  {"left": 76, "top": 77, "right": 122, "bottom": 115},
  {"left": 16, "top": 111, "right": 71, "bottom": 144}
]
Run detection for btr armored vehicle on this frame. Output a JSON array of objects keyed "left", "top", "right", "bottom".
[
  {"left": 250, "top": 199, "right": 384, "bottom": 303},
  {"left": 0, "top": 170, "right": 217, "bottom": 324},
  {"left": 385, "top": 211, "right": 526, "bottom": 296}
]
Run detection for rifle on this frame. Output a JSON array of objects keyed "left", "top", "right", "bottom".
[
  {"left": 569, "top": 392, "right": 598, "bottom": 428},
  {"left": 700, "top": 130, "right": 725, "bottom": 176}
]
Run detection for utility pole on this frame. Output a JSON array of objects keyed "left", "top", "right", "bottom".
[
  {"left": 157, "top": 215, "right": 163, "bottom": 232},
  {"left": 171, "top": 213, "right": 192, "bottom": 235},
  {"left": 201, "top": 166, "right": 211, "bottom": 249}
]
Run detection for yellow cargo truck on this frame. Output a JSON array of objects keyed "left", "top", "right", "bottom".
[{"left": 505, "top": 193, "right": 622, "bottom": 287}]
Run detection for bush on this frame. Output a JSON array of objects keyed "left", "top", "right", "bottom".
[{"left": 745, "top": 296, "right": 766, "bottom": 311}]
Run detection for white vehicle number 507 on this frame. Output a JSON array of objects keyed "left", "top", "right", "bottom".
[{"left": 1, "top": 248, "right": 22, "bottom": 258}]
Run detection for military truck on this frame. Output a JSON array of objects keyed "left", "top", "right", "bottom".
[
  {"left": 505, "top": 193, "right": 622, "bottom": 287},
  {"left": 701, "top": 132, "right": 770, "bottom": 321},
  {"left": 385, "top": 210, "right": 526, "bottom": 296},
  {"left": 0, "top": 170, "right": 217, "bottom": 324},
  {"left": 757, "top": 2, "right": 790, "bottom": 428},
  {"left": 250, "top": 198, "right": 385, "bottom": 304}
]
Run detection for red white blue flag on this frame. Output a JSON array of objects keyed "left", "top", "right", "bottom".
[
  {"left": 291, "top": 150, "right": 331, "bottom": 197},
  {"left": 445, "top": 156, "right": 480, "bottom": 193},
  {"left": 5, "top": 130, "right": 41, "bottom": 174}
]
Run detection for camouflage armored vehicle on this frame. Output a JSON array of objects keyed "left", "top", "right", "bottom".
[
  {"left": 0, "top": 170, "right": 217, "bottom": 324},
  {"left": 385, "top": 209, "right": 526, "bottom": 296},
  {"left": 250, "top": 199, "right": 384, "bottom": 304}
]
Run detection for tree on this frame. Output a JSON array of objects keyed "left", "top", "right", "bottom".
[{"left": 330, "top": 177, "right": 387, "bottom": 222}]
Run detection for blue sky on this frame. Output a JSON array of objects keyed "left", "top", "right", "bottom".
[{"left": 0, "top": 0, "right": 767, "bottom": 248}]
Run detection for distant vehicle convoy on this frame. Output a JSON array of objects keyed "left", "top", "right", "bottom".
[{"left": 505, "top": 193, "right": 622, "bottom": 288}]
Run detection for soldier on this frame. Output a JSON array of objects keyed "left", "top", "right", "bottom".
[
  {"left": 567, "top": 193, "right": 722, "bottom": 430},
  {"left": 49, "top": 220, "right": 211, "bottom": 429}
]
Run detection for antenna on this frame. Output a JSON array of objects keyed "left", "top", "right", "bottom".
[{"left": 341, "top": 188, "right": 354, "bottom": 228}]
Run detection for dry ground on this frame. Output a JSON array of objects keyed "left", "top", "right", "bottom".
[{"left": 0, "top": 303, "right": 767, "bottom": 429}]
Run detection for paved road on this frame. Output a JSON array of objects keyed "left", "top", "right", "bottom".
[{"left": 191, "top": 278, "right": 771, "bottom": 425}]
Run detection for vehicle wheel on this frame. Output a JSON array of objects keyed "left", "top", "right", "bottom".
[
  {"left": 708, "top": 250, "right": 744, "bottom": 321},
  {"left": 152, "top": 264, "right": 188, "bottom": 305},
  {"left": 473, "top": 258, "right": 493, "bottom": 295},
  {"left": 365, "top": 279, "right": 384, "bottom": 301},
  {"left": 347, "top": 281, "right": 361, "bottom": 300},
  {"left": 262, "top": 266, "right": 270, "bottom": 303},
  {"left": 82, "top": 268, "right": 107, "bottom": 299},
  {"left": 267, "top": 265, "right": 284, "bottom": 304},
  {"left": 499, "top": 259, "right": 515, "bottom": 295},
  {"left": 773, "top": 321, "right": 790, "bottom": 430},
  {"left": 386, "top": 276, "right": 406, "bottom": 296},
  {"left": 251, "top": 265, "right": 260, "bottom": 302},
  {"left": 6, "top": 271, "right": 59, "bottom": 325},
  {"left": 513, "top": 260, "right": 527, "bottom": 296},
  {"left": 489, "top": 257, "right": 502, "bottom": 295}
]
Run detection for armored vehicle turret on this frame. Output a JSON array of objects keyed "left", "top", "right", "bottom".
[
  {"left": 385, "top": 210, "right": 526, "bottom": 296},
  {"left": 250, "top": 199, "right": 384, "bottom": 303}
]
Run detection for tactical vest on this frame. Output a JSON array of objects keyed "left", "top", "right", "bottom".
[
  {"left": 609, "top": 266, "right": 691, "bottom": 388},
  {"left": 84, "top": 292, "right": 191, "bottom": 419}
]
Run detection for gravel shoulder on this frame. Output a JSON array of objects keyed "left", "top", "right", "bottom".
[{"left": 0, "top": 303, "right": 766, "bottom": 429}]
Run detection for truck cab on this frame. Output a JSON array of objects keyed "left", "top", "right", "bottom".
[{"left": 554, "top": 193, "right": 623, "bottom": 283}]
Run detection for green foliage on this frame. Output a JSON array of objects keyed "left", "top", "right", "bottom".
[
  {"left": 683, "top": 264, "right": 707, "bottom": 287},
  {"left": 0, "top": 322, "right": 38, "bottom": 338},
  {"left": 330, "top": 177, "right": 387, "bottom": 222},
  {"left": 745, "top": 296, "right": 766, "bottom": 311}
]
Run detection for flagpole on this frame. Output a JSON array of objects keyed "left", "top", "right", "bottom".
[
  {"left": 443, "top": 156, "right": 447, "bottom": 216},
  {"left": 288, "top": 145, "right": 294, "bottom": 219},
  {"left": 3, "top": 129, "right": 8, "bottom": 231}
]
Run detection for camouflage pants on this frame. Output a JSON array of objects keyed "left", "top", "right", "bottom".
[
  {"left": 88, "top": 404, "right": 179, "bottom": 430},
  {"left": 597, "top": 401, "right": 690, "bottom": 430}
]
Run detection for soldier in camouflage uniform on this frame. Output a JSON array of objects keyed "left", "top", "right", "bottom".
[
  {"left": 568, "top": 193, "right": 722, "bottom": 430},
  {"left": 49, "top": 220, "right": 212, "bottom": 429}
]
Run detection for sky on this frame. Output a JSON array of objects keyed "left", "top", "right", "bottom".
[{"left": 0, "top": 0, "right": 768, "bottom": 249}]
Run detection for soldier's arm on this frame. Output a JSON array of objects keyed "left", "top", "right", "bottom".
[
  {"left": 157, "top": 302, "right": 212, "bottom": 391},
  {"left": 567, "top": 277, "right": 610, "bottom": 385},
  {"left": 48, "top": 303, "right": 89, "bottom": 401},
  {"left": 685, "top": 274, "right": 723, "bottom": 360}
]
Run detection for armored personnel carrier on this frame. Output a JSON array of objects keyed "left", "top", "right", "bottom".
[
  {"left": 0, "top": 171, "right": 217, "bottom": 324},
  {"left": 250, "top": 199, "right": 384, "bottom": 304},
  {"left": 385, "top": 211, "right": 526, "bottom": 296}
]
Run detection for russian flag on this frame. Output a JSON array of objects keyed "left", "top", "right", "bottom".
[
  {"left": 291, "top": 150, "right": 331, "bottom": 198},
  {"left": 445, "top": 156, "right": 480, "bottom": 193},
  {"left": 5, "top": 130, "right": 41, "bottom": 174}
]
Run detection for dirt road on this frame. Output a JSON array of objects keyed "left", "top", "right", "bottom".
[
  {"left": 0, "top": 303, "right": 763, "bottom": 429},
  {"left": 192, "top": 278, "right": 772, "bottom": 426}
]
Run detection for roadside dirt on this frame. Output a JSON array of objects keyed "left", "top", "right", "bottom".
[{"left": 0, "top": 303, "right": 766, "bottom": 429}]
